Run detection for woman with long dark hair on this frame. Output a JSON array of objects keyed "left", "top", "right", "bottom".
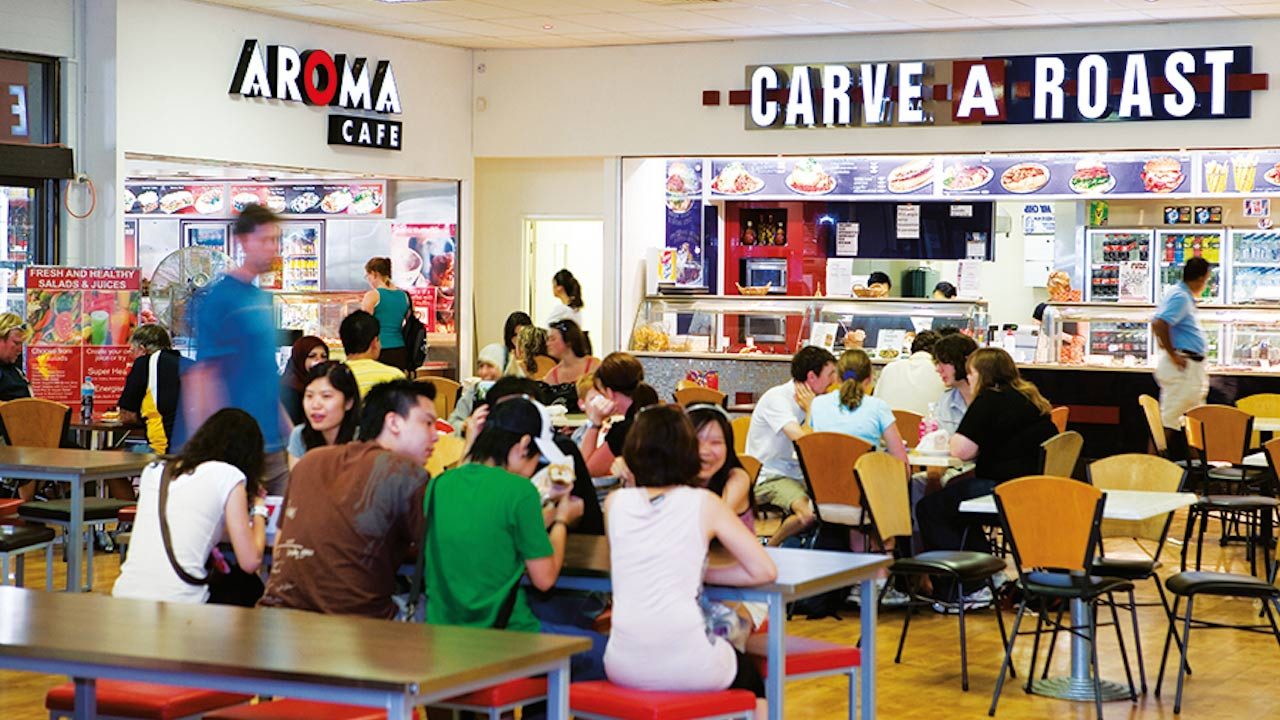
[
  {"left": 547, "top": 269, "right": 585, "bottom": 328},
  {"left": 688, "top": 405, "right": 754, "bottom": 530},
  {"left": 544, "top": 319, "right": 599, "bottom": 386},
  {"left": 113, "top": 408, "right": 267, "bottom": 604},
  {"left": 287, "top": 361, "right": 361, "bottom": 469},
  {"left": 280, "top": 336, "right": 329, "bottom": 425},
  {"left": 482, "top": 310, "right": 531, "bottom": 377}
]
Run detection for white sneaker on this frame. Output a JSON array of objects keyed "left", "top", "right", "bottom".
[
  {"left": 880, "top": 586, "right": 912, "bottom": 608},
  {"left": 931, "top": 586, "right": 994, "bottom": 615}
]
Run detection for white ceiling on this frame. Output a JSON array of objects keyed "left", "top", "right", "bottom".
[{"left": 198, "top": 0, "right": 1280, "bottom": 49}]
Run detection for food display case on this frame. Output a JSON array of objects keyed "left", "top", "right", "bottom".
[
  {"left": 273, "top": 291, "right": 364, "bottom": 349},
  {"left": 1158, "top": 229, "right": 1225, "bottom": 303},
  {"left": 1228, "top": 229, "right": 1280, "bottom": 303},
  {"left": 1085, "top": 229, "right": 1153, "bottom": 302},
  {"left": 1038, "top": 302, "right": 1280, "bottom": 371},
  {"left": 628, "top": 295, "right": 989, "bottom": 398}
]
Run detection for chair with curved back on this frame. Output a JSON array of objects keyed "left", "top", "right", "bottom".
[
  {"left": 891, "top": 410, "right": 923, "bottom": 450},
  {"left": 1138, "top": 394, "right": 1169, "bottom": 457},
  {"left": 425, "top": 433, "right": 467, "bottom": 478},
  {"left": 855, "top": 452, "right": 1009, "bottom": 692},
  {"left": 989, "top": 476, "right": 1138, "bottom": 718},
  {"left": 1050, "top": 406, "right": 1070, "bottom": 434},
  {"left": 794, "top": 432, "right": 873, "bottom": 547},
  {"left": 737, "top": 454, "right": 762, "bottom": 485},
  {"left": 730, "top": 416, "right": 751, "bottom": 456},
  {"left": 1040, "top": 430, "right": 1084, "bottom": 479},
  {"left": 674, "top": 387, "right": 727, "bottom": 408},
  {"left": 423, "top": 377, "right": 462, "bottom": 421},
  {"left": 1236, "top": 392, "right": 1280, "bottom": 448},
  {"left": 531, "top": 356, "right": 558, "bottom": 381},
  {"left": 1184, "top": 404, "right": 1260, "bottom": 489}
]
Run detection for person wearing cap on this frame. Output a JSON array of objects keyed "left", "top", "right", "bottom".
[
  {"left": 0, "top": 313, "right": 33, "bottom": 403},
  {"left": 423, "top": 395, "right": 604, "bottom": 679},
  {"left": 447, "top": 343, "right": 507, "bottom": 429},
  {"left": 257, "top": 379, "right": 437, "bottom": 619}
]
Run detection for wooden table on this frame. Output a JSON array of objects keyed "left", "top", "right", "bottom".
[
  {"left": 0, "top": 448, "right": 153, "bottom": 592},
  {"left": 905, "top": 452, "right": 963, "bottom": 469},
  {"left": 557, "top": 535, "right": 891, "bottom": 720},
  {"left": 69, "top": 418, "right": 143, "bottom": 452},
  {"left": 550, "top": 413, "right": 588, "bottom": 429},
  {"left": 961, "top": 489, "right": 1196, "bottom": 703},
  {"left": 0, "top": 586, "right": 588, "bottom": 720},
  {"left": 1254, "top": 416, "right": 1280, "bottom": 433}
]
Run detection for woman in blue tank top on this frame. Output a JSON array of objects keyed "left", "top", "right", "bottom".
[{"left": 360, "top": 257, "right": 411, "bottom": 371}]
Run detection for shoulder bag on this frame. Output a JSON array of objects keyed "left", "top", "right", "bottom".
[{"left": 400, "top": 290, "right": 428, "bottom": 370}]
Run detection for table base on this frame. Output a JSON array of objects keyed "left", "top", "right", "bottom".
[{"left": 1031, "top": 676, "right": 1131, "bottom": 702}]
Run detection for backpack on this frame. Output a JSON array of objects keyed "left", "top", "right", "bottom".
[{"left": 401, "top": 291, "right": 428, "bottom": 370}]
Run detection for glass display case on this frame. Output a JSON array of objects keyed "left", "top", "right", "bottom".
[
  {"left": 273, "top": 291, "right": 364, "bottom": 346},
  {"left": 1039, "top": 302, "right": 1280, "bottom": 372},
  {"left": 629, "top": 295, "right": 989, "bottom": 358}
]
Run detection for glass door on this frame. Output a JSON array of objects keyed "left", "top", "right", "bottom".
[{"left": 0, "top": 184, "right": 37, "bottom": 314}]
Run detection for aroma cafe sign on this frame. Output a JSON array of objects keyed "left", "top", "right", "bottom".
[
  {"left": 706, "top": 46, "right": 1265, "bottom": 129},
  {"left": 229, "top": 39, "right": 403, "bottom": 150}
]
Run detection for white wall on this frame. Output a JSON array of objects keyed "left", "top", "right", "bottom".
[
  {"left": 0, "top": 0, "right": 73, "bottom": 57},
  {"left": 474, "top": 18, "right": 1280, "bottom": 158}
]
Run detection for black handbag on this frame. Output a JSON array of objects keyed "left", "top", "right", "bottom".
[{"left": 157, "top": 463, "right": 264, "bottom": 607}]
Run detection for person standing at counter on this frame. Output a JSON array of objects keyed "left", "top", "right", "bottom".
[
  {"left": 280, "top": 336, "right": 329, "bottom": 425},
  {"left": 932, "top": 282, "right": 958, "bottom": 300},
  {"left": 842, "top": 272, "right": 915, "bottom": 351},
  {"left": 360, "top": 257, "right": 412, "bottom": 372},
  {"left": 745, "top": 346, "right": 837, "bottom": 547},
  {"left": 1152, "top": 257, "right": 1211, "bottom": 439},
  {"left": 181, "top": 204, "right": 290, "bottom": 496}
]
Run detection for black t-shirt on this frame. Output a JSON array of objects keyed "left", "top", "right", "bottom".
[
  {"left": 956, "top": 386, "right": 1058, "bottom": 482},
  {"left": 117, "top": 349, "right": 184, "bottom": 441},
  {"left": 0, "top": 362, "right": 32, "bottom": 402},
  {"left": 552, "top": 435, "right": 604, "bottom": 535}
]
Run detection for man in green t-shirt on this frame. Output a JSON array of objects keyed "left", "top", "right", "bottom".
[{"left": 424, "top": 396, "right": 604, "bottom": 678}]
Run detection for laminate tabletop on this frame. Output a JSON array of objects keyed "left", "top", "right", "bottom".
[
  {"left": 960, "top": 489, "right": 1196, "bottom": 522},
  {"left": 0, "top": 447, "right": 155, "bottom": 476},
  {"left": 0, "top": 586, "right": 589, "bottom": 696}
]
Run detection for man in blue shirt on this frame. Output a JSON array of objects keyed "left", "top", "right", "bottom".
[
  {"left": 1152, "top": 257, "right": 1210, "bottom": 432},
  {"left": 181, "top": 204, "right": 291, "bottom": 494}
]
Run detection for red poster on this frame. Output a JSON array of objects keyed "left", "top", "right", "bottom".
[
  {"left": 24, "top": 266, "right": 142, "bottom": 413},
  {"left": 407, "top": 286, "right": 437, "bottom": 333}
]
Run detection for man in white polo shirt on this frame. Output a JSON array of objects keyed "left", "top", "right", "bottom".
[{"left": 745, "top": 346, "right": 837, "bottom": 547}]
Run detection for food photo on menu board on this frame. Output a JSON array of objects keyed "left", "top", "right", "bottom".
[
  {"left": 392, "top": 223, "right": 456, "bottom": 333},
  {"left": 123, "top": 184, "right": 224, "bottom": 216},
  {"left": 1198, "top": 151, "right": 1280, "bottom": 194},
  {"left": 229, "top": 183, "right": 386, "bottom": 216},
  {"left": 939, "top": 154, "right": 1189, "bottom": 197},
  {"left": 665, "top": 160, "right": 702, "bottom": 214},
  {"left": 707, "top": 156, "right": 936, "bottom": 197}
]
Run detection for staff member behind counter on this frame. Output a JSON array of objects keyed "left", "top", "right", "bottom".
[{"left": 834, "top": 272, "right": 916, "bottom": 353}]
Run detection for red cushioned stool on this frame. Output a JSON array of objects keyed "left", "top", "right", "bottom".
[
  {"left": 46, "top": 680, "right": 250, "bottom": 720},
  {"left": 433, "top": 676, "right": 546, "bottom": 719},
  {"left": 0, "top": 498, "right": 22, "bottom": 518},
  {"left": 569, "top": 681, "right": 756, "bottom": 720},
  {"left": 203, "top": 699, "right": 386, "bottom": 720},
  {"left": 118, "top": 506, "right": 137, "bottom": 524},
  {"left": 746, "top": 634, "right": 860, "bottom": 719}
]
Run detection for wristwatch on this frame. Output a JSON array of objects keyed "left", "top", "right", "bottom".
[{"left": 250, "top": 504, "right": 270, "bottom": 520}]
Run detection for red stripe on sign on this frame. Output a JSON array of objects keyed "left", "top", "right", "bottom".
[
  {"left": 702, "top": 90, "right": 721, "bottom": 106},
  {"left": 728, "top": 90, "right": 751, "bottom": 105},
  {"left": 1011, "top": 72, "right": 1268, "bottom": 98},
  {"left": 1067, "top": 405, "right": 1120, "bottom": 425}
]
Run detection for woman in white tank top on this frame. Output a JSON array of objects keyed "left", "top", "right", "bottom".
[{"left": 603, "top": 405, "right": 776, "bottom": 715}]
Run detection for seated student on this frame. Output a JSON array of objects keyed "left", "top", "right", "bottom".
[
  {"left": 448, "top": 344, "right": 506, "bottom": 430},
  {"left": 113, "top": 408, "right": 267, "bottom": 604},
  {"left": 424, "top": 396, "right": 605, "bottom": 679},
  {"left": 280, "top": 336, "right": 329, "bottom": 425},
  {"left": 917, "top": 348, "right": 1057, "bottom": 560},
  {"left": 872, "top": 330, "right": 946, "bottom": 417},
  {"left": 286, "top": 362, "right": 360, "bottom": 469},
  {"left": 931, "top": 332, "right": 979, "bottom": 435},
  {"left": 484, "top": 310, "right": 532, "bottom": 377},
  {"left": 810, "top": 349, "right": 910, "bottom": 464},
  {"left": 604, "top": 405, "right": 775, "bottom": 717},
  {"left": 258, "top": 380, "right": 437, "bottom": 619},
  {"left": 339, "top": 310, "right": 407, "bottom": 398},
  {"left": 688, "top": 404, "right": 754, "bottom": 531},
  {"left": 745, "top": 346, "right": 837, "bottom": 546},
  {"left": 543, "top": 319, "right": 599, "bottom": 386},
  {"left": 579, "top": 352, "right": 659, "bottom": 478},
  {"left": 511, "top": 325, "right": 553, "bottom": 379}
]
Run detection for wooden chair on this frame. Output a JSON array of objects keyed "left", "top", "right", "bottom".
[
  {"left": 425, "top": 433, "right": 466, "bottom": 478},
  {"left": 738, "top": 454, "right": 762, "bottom": 485},
  {"left": 1184, "top": 404, "right": 1262, "bottom": 490},
  {"left": 855, "top": 452, "right": 1009, "bottom": 691},
  {"left": 531, "top": 356, "right": 558, "bottom": 381},
  {"left": 423, "top": 377, "right": 462, "bottom": 421},
  {"left": 1050, "top": 406, "right": 1070, "bottom": 434},
  {"left": 674, "top": 387, "right": 727, "bottom": 408},
  {"left": 0, "top": 398, "right": 70, "bottom": 448},
  {"left": 1138, "top": 394, "right": 1169, "bottom": 457},
  {"left": 1236, "top": 392, "right": 1280, "bottom": 448},
  {"left": 794, "top": 433, "right": 873, "bottom": 547},
  {"left": 892, "top": 410, "right": 923, "bottom": 450},
  {"left": 989, "top": 476, "right": 1138, "bottom": 718},
  {"left": 1039, "top": 430, "right": 1083, "bottom": 479},
  {"left": 731, "top": 416, "right": 751, "bottom": 455},
  {"left": 1079, "top": 454, "right": 1188, "bottom": 693}
]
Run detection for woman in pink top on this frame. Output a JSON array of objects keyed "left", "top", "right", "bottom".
[
  {"left": 688, "top": 404, "right": 755, "bottom": 531},
  {"left": 603, "top": 405, "right": 776, "bottom": 716}
]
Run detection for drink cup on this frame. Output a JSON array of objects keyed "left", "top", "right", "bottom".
[{"left": 90, "top": 310, "right": 109, "bottom": 345}]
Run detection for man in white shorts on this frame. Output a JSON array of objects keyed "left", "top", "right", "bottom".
[{"left": 1152, "top": 257, "right": 1210, "bottom": 454}]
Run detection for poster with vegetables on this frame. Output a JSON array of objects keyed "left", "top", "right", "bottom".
[{"left": 24, "top": 267, "right": 142, "bottom": 414}]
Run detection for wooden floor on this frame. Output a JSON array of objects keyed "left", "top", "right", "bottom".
[{"left": 2, "top": 510, "right": 1278, "bottom": 719}]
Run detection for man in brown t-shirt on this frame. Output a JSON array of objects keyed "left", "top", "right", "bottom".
[{"left": 259, "top": 379, "right": 438, "bottom": 619}]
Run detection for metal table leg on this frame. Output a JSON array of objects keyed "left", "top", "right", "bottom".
[
  {"left": 72, "top": 676, "right": 96, "bottom": 720},
  {"left": 766, "top": 592, "right": 785, "bottom": 720},
  {"left": 67, "top": 476, "right": 84, "bottom": 593},
  {"left": 383, "top": 693, "right": 411, "bottom": 720},
  {"left": 859, "top": 578, "right": 877, "bottom": 720},
  {"left": 1031, "top": 598, "right": 1130, "bottom": 700},
  {"left": 546, "top": 657, "right": 570, "bottom": 719}
]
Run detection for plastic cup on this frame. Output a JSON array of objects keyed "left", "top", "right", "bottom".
[{"left": 90, "top": 310, "right": 109, "bottom": 345}]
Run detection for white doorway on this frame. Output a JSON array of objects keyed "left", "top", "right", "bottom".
[{"left": 526, "top": 218, "right": 604, "bottom": 354}]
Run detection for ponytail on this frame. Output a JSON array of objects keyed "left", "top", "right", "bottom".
[
  {"left": 835, "top": 349, "right": 873, "bottom": 411},
  {"left": 554, "top": 269, "right": 584, "bottom": 310}
]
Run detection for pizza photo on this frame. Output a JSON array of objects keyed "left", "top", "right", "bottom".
[{"left": 1000, "top": 163, "right": 1051, "bottom": 193}]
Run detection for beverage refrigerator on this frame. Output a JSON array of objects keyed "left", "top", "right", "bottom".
[
  {"left": 1228, "top": 229, "right": 1280, "bottom": 303},
  {"left": 1085, "top": 229, "right": 1153, "bottom": 302},
  {"left": 1157, "top": 229, "right": 1225, "bottom": 303}
]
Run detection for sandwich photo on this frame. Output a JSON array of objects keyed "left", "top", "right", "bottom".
[
  {"left": 1069, "top": 157, "right": 1115, "bottom": 194},
  {"left": 1000, "top": 163, "right": 1050, "bottom": 193},
  {"left": 887, "top": 158, "right": 935, "bottom": 193},
  {"left": 1140, "top": 157, "right": 1185, "bottom": 194}
]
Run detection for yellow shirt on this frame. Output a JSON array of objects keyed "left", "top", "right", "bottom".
[{"left": 347, "top": 358, "right": 407, "bottom": 398}]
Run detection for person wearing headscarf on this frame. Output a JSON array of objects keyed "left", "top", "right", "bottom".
[{"left": 280, "top": 336, "right": 329, "bottom": 425}]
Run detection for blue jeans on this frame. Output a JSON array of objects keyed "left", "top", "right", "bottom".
[{"left": 527, "top": 590, "right": 607, "bottom": 682}]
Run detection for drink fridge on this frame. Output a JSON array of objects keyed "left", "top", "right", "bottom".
[
  {"left": 229, "top": 221, "right": 324, "bottom": 292},
  {"left": 1085, "top": 229, "right": 1153, "bottom": 302},
  {"left": 1228, "top": 229, "right": 1280, "bottom": 303},
  {"left": 1157, "top": 229, "right": 1225, "bottom": 303}
]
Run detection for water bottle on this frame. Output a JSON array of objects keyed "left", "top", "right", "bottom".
[
  {"left": 919, "top": 402, "right": 940, "bottom": 443},
  {"left": 80, "top": 376, "right": 95, "bottom": 423}
]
